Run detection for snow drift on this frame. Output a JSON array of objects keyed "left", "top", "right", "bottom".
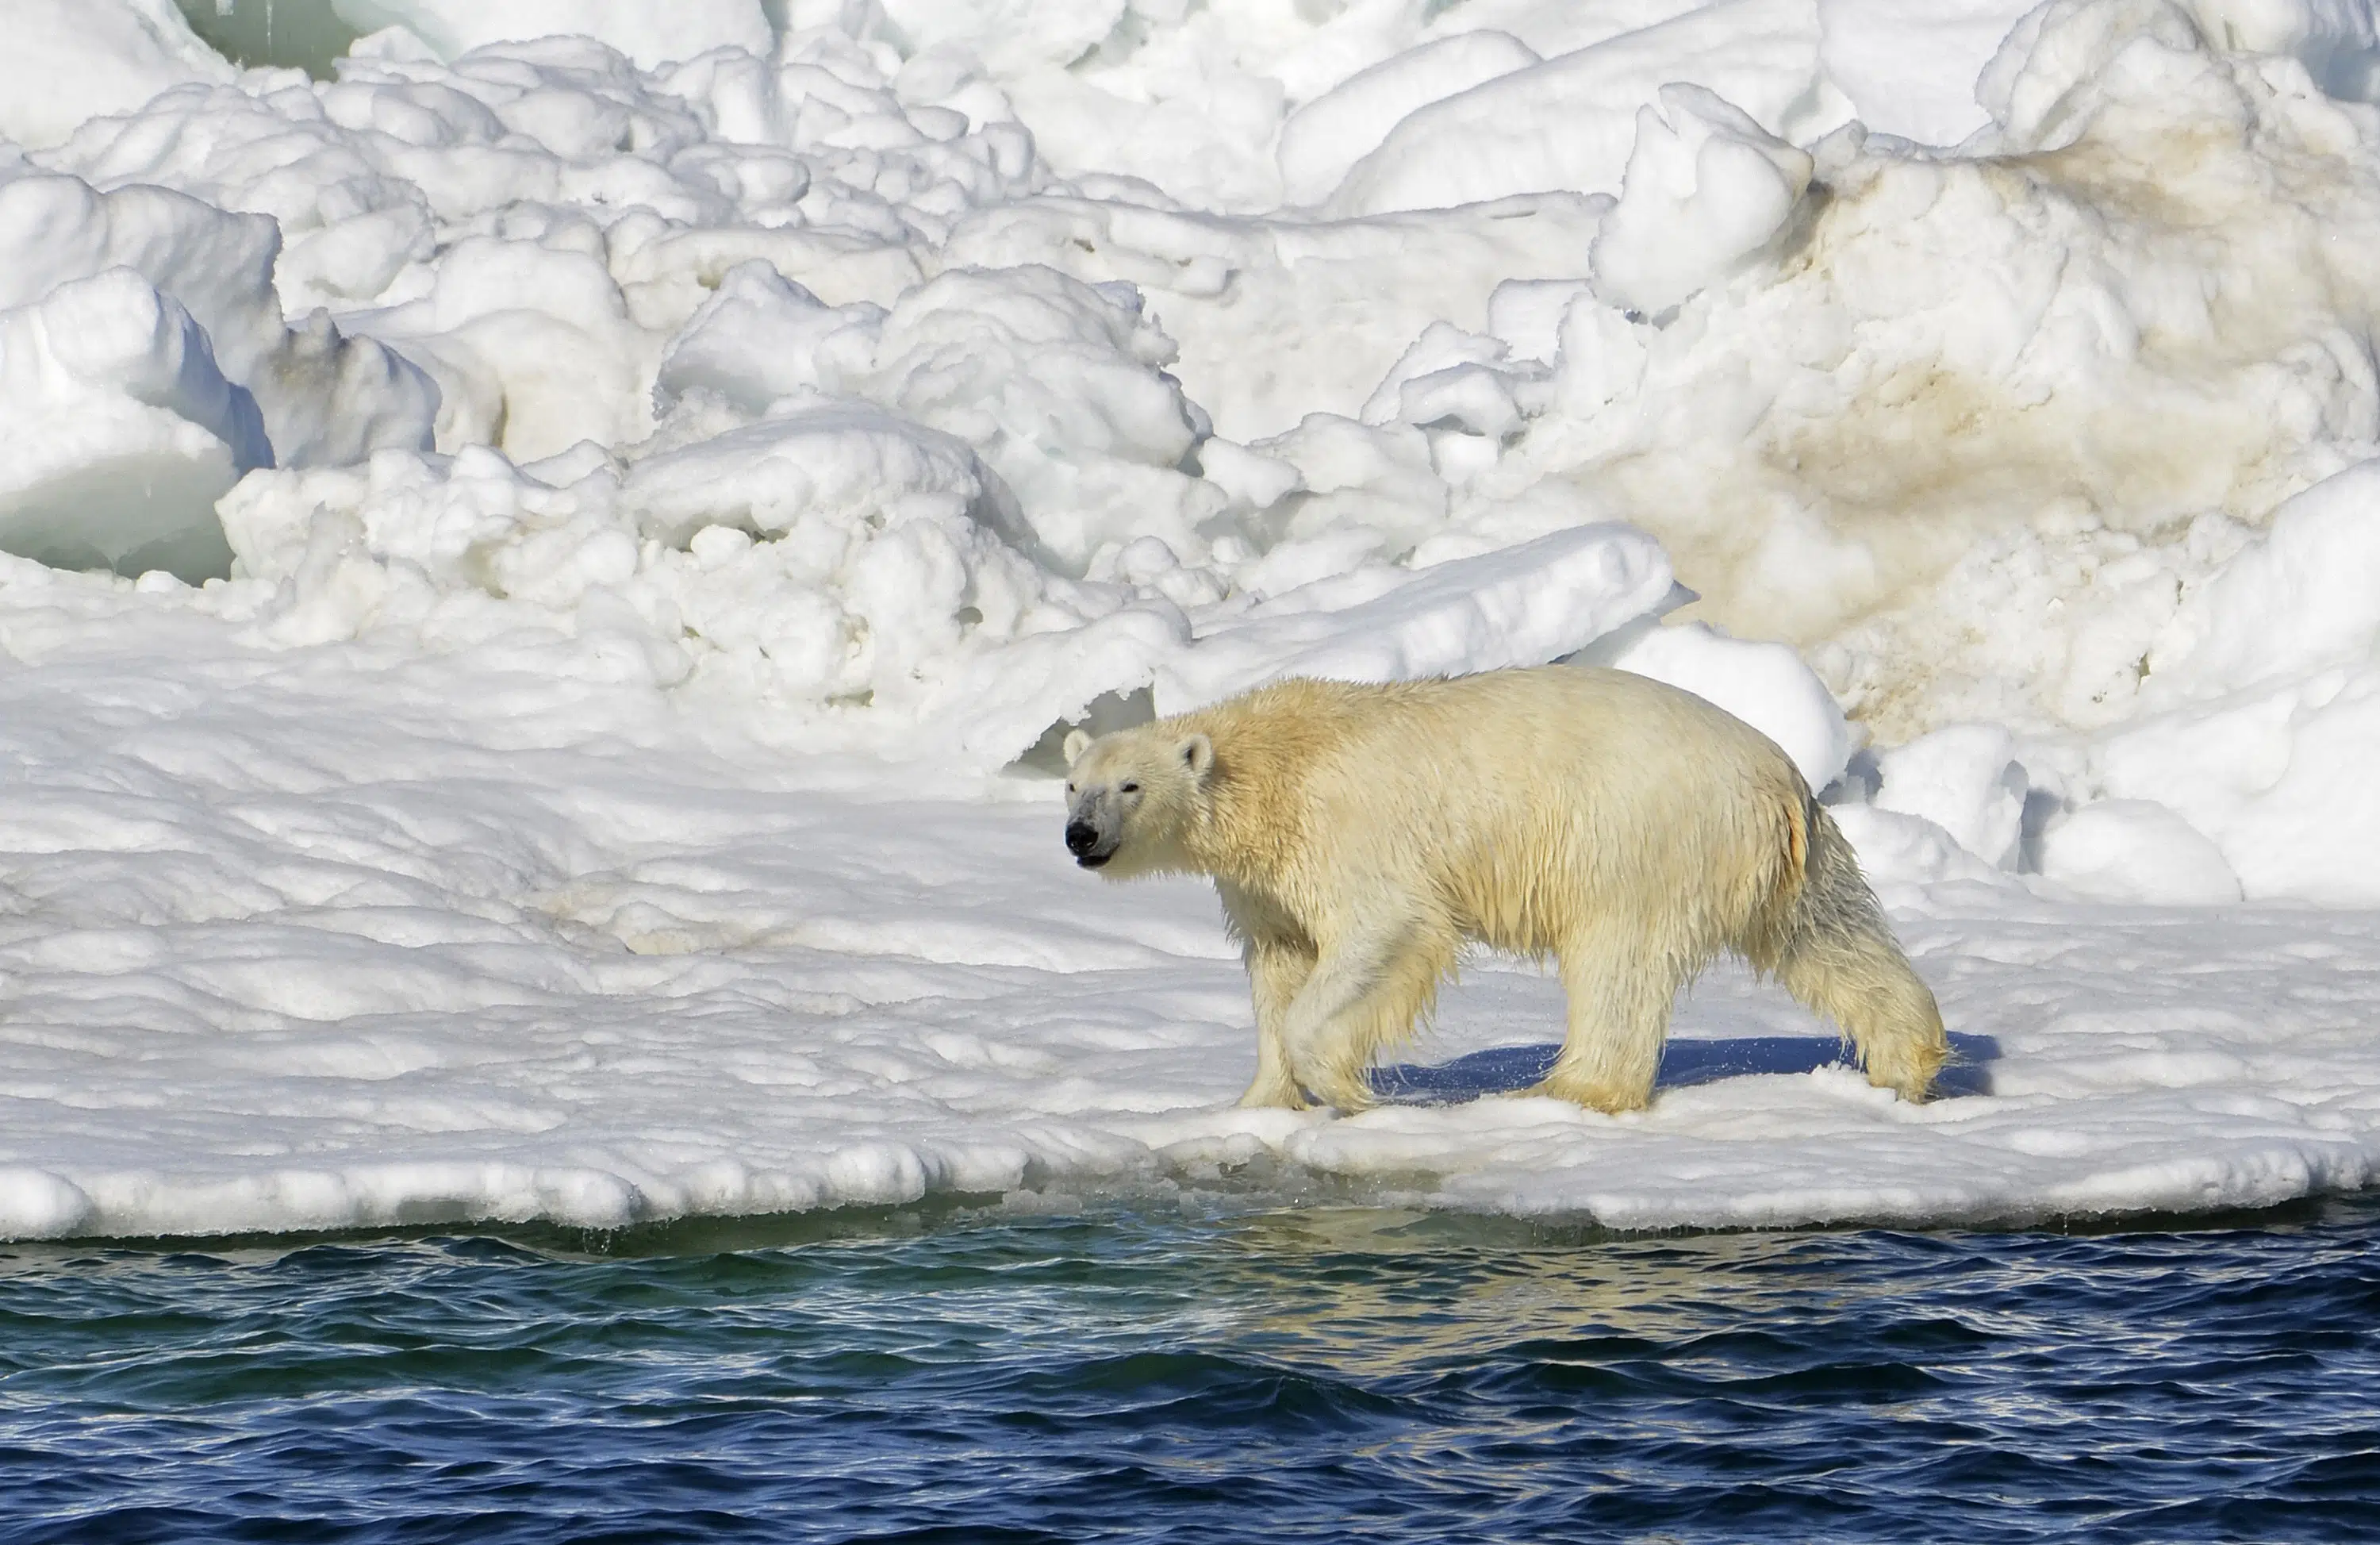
[{"left": 2, "top": 0, "right": 2379, "bottom": 1238}]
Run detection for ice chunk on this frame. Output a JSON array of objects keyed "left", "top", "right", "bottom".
[
  {"left": 1486, "top": 279, "right": 1593, "bottom": 365},
  {"left": 621, "top": 404, "right": 1026, "bottom": 552},
  {"left": 328, "top": 0, "right": 772, "bottom": 70},
  {"left": 1589, "top": 84, "right": 1815, "bottom": 319},
  {"left": 1822, "top": 804, "right": 2010, "bottom": 886},
  {"left": 876, "top": 0, "right": 1127, "bottom": 77},
  {"left": 370, "top": 236, "right": 650, "bottom": 460},
  {"left": 44, "top": 81, "right": 436, "bottom": 313},
  {"left": 2036, "top": 799, "right": 2245, "bottom": 904},
  {"left": 1247, "top": 413, "right": 1447, "bottom": 562},
  {"left": 1983, "top": 0, "right": 2380, "bottom": 153},
  {"left": 2148, "top": 457, "right": 2380, "bottom": 695},
  {"left": 2185, "top": 0, "right": 2380, "bottom": 100},
  {"left": 0, "top": 177, "right": 437, "bottom": 470},
  {"left": 1276, "top": 31, "right": 1540, "bottom": 208},
  {"left": 1330, "top": 0, "right": 1844, "bottom": 215},
  {"left": 5, "top": 269, "right": 267, "bottom": 469},
  {"left": 2075, "top": 458, "right": 2380, "bottom": 903},
  {"left": 942, "top": 192, "right": 1611, "bottom": 443},
  {"left": 1818, "top": 0, "right": 2037, "bottom": 145},
  {"left": 0, "top": 0, "right": 232, "bottom": 151},
  {"left": 1192, "top": 437, "right": 1304, "bottom": 512},
  {"left": 653, "top": 261, "right": 886, "bottom": 414},
  {"left": 1173, "top": 522, "right": 1677, "bottom": 709},
  {"left": 0, "top": 1169, "right": 94, "bottom": 1242},
  {"left": 2091, "top": 667, "right": 2380, "bottom": 904},
  {"left": 1360, "top": 323, "right": 1518, "bottom": 429},
  {"left": 1873, "top": 724, "right": 2029, "bottom": 867},
  {"left": 867, "top": 265, "right": 1216, "bottom": 575},
  {"left": 0, "top": 270, "right": 267, "bottom": 579},
  {"left": 1587, "top": 618, "right": 1857, "bottom": 791}
]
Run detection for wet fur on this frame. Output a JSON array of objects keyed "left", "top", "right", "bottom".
[{"left": 1064, "top": 667, "right": 1947, "bottom": 1113}]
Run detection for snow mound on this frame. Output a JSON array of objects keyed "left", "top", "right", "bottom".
[
  {"left": 0, "top": 268, "right": 263, "bottom": 578},
  {"left": 216, "top": 436, "right": 1684, "bottom": 771},
  {"left": 0, "top": 0, "right": 233, "bottom": 152},
  {"left": 329, "top": 0, "right": 774, "bottom": 71},
  {"left": 1589, "top": 84, "right": 1814, "bottom": 320},
  {"left": 1276, "top": 31, "right": 1540, "bottom": 209},
  {"left": 2068, "top": 456, "right": 2380, "bottom": 902},
  {"left": 2, "top": 0, "right": 2380, "bottom": 1242},
  {"left": 1, "top": 589, "right": 2375, "bottom": 1241},
  {"left": 1329, "top": 0, "right": 1844, "bottom": 217}
]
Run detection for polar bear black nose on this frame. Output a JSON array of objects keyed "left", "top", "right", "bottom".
[{"left": 1065, "top": 821, "right": 1099, "bottom": 855}]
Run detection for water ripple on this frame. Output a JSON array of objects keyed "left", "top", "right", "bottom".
[{"left": 3, "top": 1198, "right": 2378, "bottom": 1542}]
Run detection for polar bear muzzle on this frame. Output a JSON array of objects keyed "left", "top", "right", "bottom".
[{"left": 1065, "top": 817, "right": 1111, "bottom": 867}]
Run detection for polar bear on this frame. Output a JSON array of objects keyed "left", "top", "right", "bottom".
[{"left": 1061, "top": 666, "right": 1946, "bottom": 1113}]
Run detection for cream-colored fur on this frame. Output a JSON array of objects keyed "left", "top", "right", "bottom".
[{"left": 1061, "top": 666, "right": 1947, "bottom": 1114}]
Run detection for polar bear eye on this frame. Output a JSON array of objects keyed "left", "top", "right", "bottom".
[{"left": 1120, "top": 781, "right": 1140, "bottom": 794}]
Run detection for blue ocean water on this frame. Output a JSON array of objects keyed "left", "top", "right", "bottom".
[{"left": 5, "top": 1197, "right": 2378, "bottom": 1543}]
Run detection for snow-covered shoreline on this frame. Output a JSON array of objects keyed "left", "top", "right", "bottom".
[
  {"left": 3, "top": 571, "right": 2375, "bottom": 1240},
  {"left": 4, "top": 0, "right": 2380, "bottom": 1237}
]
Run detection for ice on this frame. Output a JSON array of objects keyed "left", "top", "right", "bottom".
[
  {"left": 1817, "top": 0, "right": 2035, "bottom": 144},
  {"left": 1172, "top": 522, "right": 1678, "bottom": 709},
  {"left": 2058, "top": 456, "right": 2380, "bottom": 901},
  {"left": 1276, "top": 31, "right": 1541, "bottom": 209},
  {"left": 2, "top": 585, "right": 2376, "bottom": 1240},
  {"left": 329, "top": 0, "right": 774, "bottom": 71},
  {"left": 1588, "top": 83, "right": 1816, "bottom": 319},
  {"left": 941, "top": 193, "right": 1609, "bottom": 442},
  {"left": 2143, "top": 455, "right": 2380, "bottom": 695},
  {"left": 1871, "top": 724, "right": 2030, "bottom": 870},
  {"left": 1328, "top": 0, "right": 1846, "bottom": 217},
  {"left": 0, "top": 1, "right": 232, "bottom": 152},
  {"left": 0, "top": 269, "right": 263, "bottom": 578},
  {"left": 0, "top": 174, "right": 436, "bottom": 577},
  {"left": 652, "top": 261, "right": 881, "bottom": 413},
  {"left": 2034, "top": 799, "right": 2246, "bottom": 905},
  {"left": 1584, "top": 617, "right": 1857, "bottom": 790},
  {"left": 2, "top": 0, "right": 2380, "bottom": 1238}
]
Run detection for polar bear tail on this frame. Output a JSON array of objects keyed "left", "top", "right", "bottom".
[{"left": 1772, "top": 799, "right": 1948, "bottom": 1103}]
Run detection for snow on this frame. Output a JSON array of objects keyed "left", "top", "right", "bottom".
[
  {"left": 1276, "top": 31, "right": 1541, "bottom": 209},
  {"left": 0, "top": 0, "right": 232, "bottom": 153},
  {"left": 329, "top": 1, "right": 774, "bottom": 71},
  {"left": 1329, "top": 0, "right": 1848, "bottom": 219},
  {"left": 1818, "top": 0, "right": 2035, "bottom": 145},
  {"left": 0, "top": 269, "right": 261, "bottom": 578},
  {"left": 2033, "top": 799, "right": 2245, "bottom": 904},
  {"left": 1587, "top": 83, "right": 1816, "bottom": 320},
  {"left": 3, "top": 576, "right": 2374, "bottom": 1241},
  {"left": 1871, "top": 724, "right": 2031, "bottom": 870},
  {"left": 0, "top": 0, "right": 2378, "bottom": 1238}
]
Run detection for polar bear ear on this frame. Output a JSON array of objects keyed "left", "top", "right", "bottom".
[
  {"left": 1063, "top": 728, "right": 1092, "bottom": 767},
  {"left": 1180, "top": 732, "right": 1214, "bottom": 779}
]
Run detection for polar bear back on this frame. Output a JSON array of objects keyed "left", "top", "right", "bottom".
[{"left": 1177, "top": 666, "right": 1812, "bottom": 957}]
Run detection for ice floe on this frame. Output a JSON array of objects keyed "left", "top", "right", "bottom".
[{"left": 1, "top": 0, "right": 2378, "bottom": 1236}]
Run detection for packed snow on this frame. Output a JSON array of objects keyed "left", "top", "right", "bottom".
[{"left": 1, "top": 0, "right": 2378, "bottom": 1239}]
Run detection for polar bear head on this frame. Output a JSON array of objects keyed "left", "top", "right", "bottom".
[{"left": 1061, "top": 723, "right": 1215, "bottom": 877}]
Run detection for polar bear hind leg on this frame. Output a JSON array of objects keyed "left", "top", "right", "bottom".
[{"left": 1770, "top": 805, "right": 1948, "bottom": 1101}]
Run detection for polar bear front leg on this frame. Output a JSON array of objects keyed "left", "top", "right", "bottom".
[
  {"left": 1239, "top": 936, "right": 1315, "bottom": 1109},
  {"left": 1280, "top": 917, "right": 1453, "bottom": 1113}
]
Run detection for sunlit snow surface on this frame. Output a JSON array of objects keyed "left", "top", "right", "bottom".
[
  {"left": 4, "top": 0, "right": 2380, "bottom": 1237},
  {"left": 2, "top": 567, "right": 2376, "bottom": 1239}
]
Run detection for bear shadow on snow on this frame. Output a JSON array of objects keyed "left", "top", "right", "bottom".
[{"left": 1370, "top": 1032, "right": 2001, "bottom": 1105}]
